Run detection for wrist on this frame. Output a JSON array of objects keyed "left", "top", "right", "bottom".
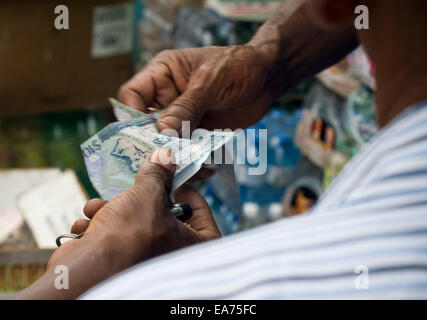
[
  {"left": 14, "top": 233, "right": 133, "bottom": 300},
  {"left": 247, "top": 25, "right": 284, "bottom": 77},
  {"left": 83, "top": 231, "right": 141, "bottom": 271}
]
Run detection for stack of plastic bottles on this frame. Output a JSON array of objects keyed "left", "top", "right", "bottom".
[
  {"left": 199, "top": 108, "right": 303, "bottom": 234},
  {"left": 213, "top": 108, "right": 302, "bottom": 231}
]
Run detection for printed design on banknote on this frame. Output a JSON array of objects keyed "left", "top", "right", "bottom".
[
  {"left": 81, "top": 99, "right": 233, "bottom": 200},
  {"left": 111, "top": 136, "right": 154, "bottom": 173}
]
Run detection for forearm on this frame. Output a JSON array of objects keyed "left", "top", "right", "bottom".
[
  {"left": 13, "top": 234, "right": 131, "bottom": 300},
  {"left": 248, "top": 0, "right": 359, "bottom": 99}
]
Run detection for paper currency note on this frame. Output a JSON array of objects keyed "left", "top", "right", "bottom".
[{"left": 82, "top": 99, "right": 233, "bottom": 200}]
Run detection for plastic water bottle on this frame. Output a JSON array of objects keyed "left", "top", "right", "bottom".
[
  {"left": 219, "top": 204, "right": 240, "bottom": 234},
  {"left": 266, "top": 108, "right": 301, "bottom": 137},
  {"left": 266, "top": 134, "right": 301, "bottom": 203},
  {"left": 203, "top": 187, "right": 228, "bottom": 235},
  {"left": 268, "top": 203, "right": 284, "bottom": 222},
  {"left": 234, "top": 124, "right": 269, "bottom": 206},
  {"left": 242, "top": 202, "right": 264, "bottom": 229},
  {"left": 265, "top": 108, "right": 286, "bottom": 137},
  {"left": 203, "top": 185, "right": 241, "bottom": 235}
]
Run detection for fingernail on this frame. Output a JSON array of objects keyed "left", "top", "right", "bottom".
[{"left": 149, "top": 148, "right": 175, "bottom": 171}]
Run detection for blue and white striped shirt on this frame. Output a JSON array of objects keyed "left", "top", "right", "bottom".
[{"left": 83, "top": 100, "right": 427, "bottom": 300}]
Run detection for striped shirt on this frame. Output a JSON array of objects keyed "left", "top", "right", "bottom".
[{"left": 82, "top": 100, "right": 427, "bottom": 300}]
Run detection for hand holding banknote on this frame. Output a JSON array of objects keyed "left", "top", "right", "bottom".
[
  {"left": 15, "top": 148, "right": 220, "bottom": 299},
  {"left": 118, "top": 46, "right": 274, "bottom": 132},
  {"left": 81, "top": 99, "right": 233, "bottom": 200}
]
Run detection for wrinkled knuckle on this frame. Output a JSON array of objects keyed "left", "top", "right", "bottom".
[
  {"left": 103, "top": 189, "right": 145, "bottom": 222},
  {"left": 197, "top": 63, "right": 212, "bottom": 76},
  {"left": 174, "top": 96, "right": 197, "bottom": 114},
  {"left": 155, "top": 49, "right": 175, "bottom": 62},
  {"left": 136, "top": 180, "right": 164, "bottom": 199},
  {"left": 136, "top": 166, "right": 168, "bottom": 184},
  {"left": 136, "top": 167, "right": 172, "bottom": 194},
  {"left": 124, "top": 187, "right": 146, "bottom": 208}
]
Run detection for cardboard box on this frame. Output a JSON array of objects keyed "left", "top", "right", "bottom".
[
  {"left": 0, "top": 248, "right": 54, "bottom": 296},
  {"left": 0, "top": 0, "right": 133, "bottom": 116}
]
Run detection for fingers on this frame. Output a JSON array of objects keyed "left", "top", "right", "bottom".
[
  {"left": 83, "top": 198, "right": 106, "bottom": 219},
  {"left": 174, "top": 184, "right": 221, "bottom": 240},
  {"left": 90, "top": 147, "right": 176, "bottom": 230},
  {"left": 117, "top": 83, "right": 147, "bottom": 111},
  {"left": 118, "top": 48, "right": 208, "bottom": 133},
  {"left": 157, "top": 78, "right": 207, "bottom": 133},
  {"left": 118, "top": 58, "right": 180, "bottom": 113},
  {"left": 118, "top": 63, "right": 162, "bottom": 111},
  {"left": 133, "top": 148, "right": 176, "bottom": 196},
  {"left": 73, "top": 199, "right": 106, "bottom": 235},
  {"left": 117, "top": 63, "right": 161, "bottom": 112},
  {"left": 71, "top": 219, "right": 90, "bottom": 234}
]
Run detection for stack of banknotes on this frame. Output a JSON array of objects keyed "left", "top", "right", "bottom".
[{"left": 81, "top": 99, "right": 234, "bottom": 200}]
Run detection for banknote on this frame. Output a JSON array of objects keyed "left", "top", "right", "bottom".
[
  {"left": 81, "top": 99, "right": 234, "bottom": 200},
  {"left": 110, "top": 98, "right": 156, "bottom": 121}
]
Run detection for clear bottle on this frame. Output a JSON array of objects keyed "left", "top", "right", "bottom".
[
  {"left": 266, "top": 108, "right": 286, "bottom": 137},
  {"left": 242, "top": 202, "right": 264, "bottom": 229},
  {"left": 234, "top": 124, "right": 269, "bottom": 206},
  {"left": 204, "top": 187, "right": 227, "bottom": 235},
  {"left": 268, "top": 203, "right": 284, "bottom": 222},
  {"left": 266, "top": 134, "right": 301, "bottom": 203}
]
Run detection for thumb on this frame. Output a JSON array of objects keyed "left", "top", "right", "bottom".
[
  {"left": 174, "top": 185, "right": 221, "bottom": 240},
  {"left": 133, "top": 148, "right": 176, "bottom": 196},
  {"left": 85, "top": 148, "right": 176, "bottom": 236},
  {"left": 157, "top": 82, "right": 207, "bottom": 133}
]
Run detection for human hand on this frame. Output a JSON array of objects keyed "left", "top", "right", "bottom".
[
  {"left": 16, "top": 148, "right": 220, "bottom": 299},
  {"left": 118, "top": 45, "right": 275, "bottom": 132},
  {"left": 54, "top": 147, "right": 220, "bottom": 265}
]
